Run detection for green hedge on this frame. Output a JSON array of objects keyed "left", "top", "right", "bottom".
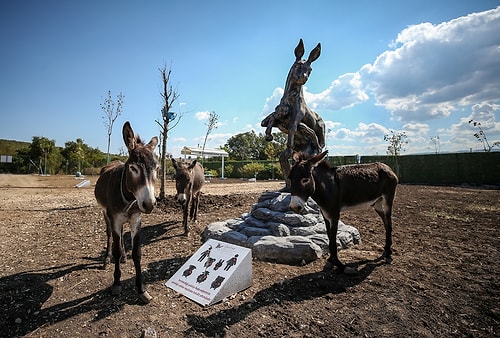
[{"left": 203, "top": 152, "right": 500, "bottom": 185}]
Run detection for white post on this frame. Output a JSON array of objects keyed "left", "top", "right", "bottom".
[{"left": 221, "top": 156, "right": 225, "bottom": 179}]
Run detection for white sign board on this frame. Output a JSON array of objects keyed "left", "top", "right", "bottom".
[{"left": 166, "top": 239, "right": 252, "bottom": 306}]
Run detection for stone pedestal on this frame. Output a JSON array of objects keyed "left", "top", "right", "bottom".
[{"left": 202, "top": 191, "right": 360, "bottom": 265}]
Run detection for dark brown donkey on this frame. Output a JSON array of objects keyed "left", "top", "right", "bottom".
[
  {"left": 171, "top": 158, "right": 204, "bottom": 235},
  {"left": 288, "top": 150, "right": 398, "bottom": 274},
  {"left": 95, "top": 121, "right": 158, "bottom": 303}
]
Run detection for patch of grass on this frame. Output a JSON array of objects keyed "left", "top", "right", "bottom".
[
  {"left": 422, "top": 208, "right": 471, "bottom": 222},
  {"left": 466, "top": 203, "right": 500, "bottom": 213}
]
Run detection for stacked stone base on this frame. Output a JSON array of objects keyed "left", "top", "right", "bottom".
[{"left": 202, "top": 191, "right": 360, "bottom": 265}]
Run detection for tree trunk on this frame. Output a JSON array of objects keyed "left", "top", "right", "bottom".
[{"left": 159, "top": 122, "right": 168, "bottom": 200}]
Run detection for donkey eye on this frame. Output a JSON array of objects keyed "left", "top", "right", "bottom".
[
  {"left": 301, "top": 178, "right": 310, "bottom": 185},
  {"left": 129, "top": 164, "right": 140, "bottom": 175}
]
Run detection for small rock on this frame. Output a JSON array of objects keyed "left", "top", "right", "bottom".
[{"left": 141, "top": 327, "right": 157, "bottom": 338}]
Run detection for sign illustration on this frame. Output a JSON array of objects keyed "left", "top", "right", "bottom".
[{"left": 166, "top": 239, "right": 252, "bottom": 306}]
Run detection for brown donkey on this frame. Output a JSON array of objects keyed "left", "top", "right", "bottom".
[
  {"left": 171, "top": 158, "right": 204, "bottom": 235},
  {"left": 289, "top": 151, "right": 398, "bottom": 274},
  {"left": 95, "top": 121, "right": 158, "bottom": 303}
]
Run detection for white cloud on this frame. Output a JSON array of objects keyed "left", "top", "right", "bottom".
[
  {"left": 195, "top": 111, "right": 210, "bottom": 120},
  {"left": 259, "top": 8, "right": 500, "bottom": 155},
  {"left": 260, "top": 87, "right": 283, "bottom": 116},
  {"left": 262, "top": 72, "right": 369, "bottom": 116},
  {"left": 361, "top": 7, "right": 500, "bottom": 123},
  {"left": 443, "top": 102, "right": 500, "bottom": 151},
  {"left": 306, "top": 72, "right": 369, "bottom": 111}
]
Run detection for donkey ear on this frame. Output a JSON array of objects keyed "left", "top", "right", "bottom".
[
  {"left": 307, "top": 43, "right": 321, "bottom": 64},
  {"left": 147, "top": 136, "right": 158, "bottom": 150},
  {"left": 308, "top": 150, "right": 328, "bottom": 167},
  {"left": 122, "top": 121, "right": 136, "bottom": 151},
  {"left": 171, "top": 158, "right": 179, "bottom": 169},
  {"left": 294, "top": 38, "right": 305, "bottom": 60},
  {"left": 188, "top": 160, "right": 197, "bottom": 169}
]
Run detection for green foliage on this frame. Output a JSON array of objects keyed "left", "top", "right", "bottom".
[
  {"left": 224, "top": 131, "right": 267, "bottom": 160},
  {"left": 61, "top": 138, "right": 107, "bottom": 174},
  {"left": 0, "top": 139, "right": 30, "bottom": 155},
  {"left": 261, "top": 162, "right": 283, "bottom": 180},
  {"left": 28, "top": 136, "right": 62, "bottom": 174},
  {"left": 263, "top": 132, "right": 287, "bottom": 160},
  {"left": 222, "top": 164, "right": 233, "bottom": 177},
  {"left": 238, "top": 162, "right": 265, "bottom": 178},
  {"left": 204, "top": 168, "right": 218, "bottom": 177}
]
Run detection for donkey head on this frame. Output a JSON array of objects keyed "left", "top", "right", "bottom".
[
  {"left": 289, "top": 150, "right": 328, "bottom": 213},
  {"left": 171, "top": 158, "right": 197, "bottom": 205},
  {"left": 122, "top": 121, "right": 158, "bottom": 213},
  {"left": 286, "top": 39, "right": 321, "bottom": 87}
]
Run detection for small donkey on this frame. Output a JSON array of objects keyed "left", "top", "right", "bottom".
[
  {"left": 95, "top": 121, "right": 158, "bottom": 303},
  {"left": 289, "top": 150, "right": 398, "bottom": 274},
  {"left": 171, "top": 158, "right": 204, "bottom": 235}
]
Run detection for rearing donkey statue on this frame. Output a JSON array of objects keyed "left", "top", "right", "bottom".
[{"left": 261, "top": 39, "right": 326, "bottom": 190}]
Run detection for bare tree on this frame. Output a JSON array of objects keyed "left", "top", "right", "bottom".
[
  {"left": 430, "top": 135, "right": 440, "bottom": 154},
  {"left": 100, "top": 90, "right": 124, "bottom": 163},
  {"left": 201, "top": 111, "right": 219, "bottom": 164},
  {"left": 156, "top": 65, "right": 181, "bottom": 200}
]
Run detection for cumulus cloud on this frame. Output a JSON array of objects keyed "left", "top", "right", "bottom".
[
  {"left": 306, "top": 72, "right": 369, "bottom": 111},
  {"left": 443, "top": 102, "right": 500, "bottom": 151},
  {"left": 195, "top": 111, "right": 211, "bottom": 120},
  {"left": 361, "top": 7, "right": 500, "bottom": 122}
]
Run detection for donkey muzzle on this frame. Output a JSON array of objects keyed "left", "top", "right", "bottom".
[
  {"left": 175, "top": 193, "right": 187, "bottom": 205},
  {"left": 289, "top": 196, "right": 306, "bottom": 214}
]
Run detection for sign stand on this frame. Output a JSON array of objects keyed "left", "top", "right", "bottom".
[{"left": 166, "top": 239, "right": 252, "bottom": 306}]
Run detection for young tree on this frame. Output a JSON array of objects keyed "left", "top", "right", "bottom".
[
  {"left": 384, "top": 130, "right": 408, "bottom": 156},
  {"left": 201, "top": 111, "right": 219, "bottom": 164},
  {"left": 100, "top": 90, "right": 124, "bottom": 163},
  {"left": 468, "top": 119, "right": 499, "bottom": 152},
  {"left": 157, "top": 65, "right": 181, "bottom": 200},
  {"left": 430, "top": 135, "right": 440, "bottom": 154}
]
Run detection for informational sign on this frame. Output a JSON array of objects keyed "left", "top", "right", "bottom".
[{"left": 166, "top": 239, "right": 252, "bottom": 306}]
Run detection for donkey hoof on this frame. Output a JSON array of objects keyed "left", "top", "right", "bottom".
[
  {"left": 139, "top": 291, "right": 153, "bottom": 304},
  {"left": 344, "top": 266, "right": 358, "bottom": 275},
  {"left": 385, "top": 257, "right": 393, "bottom": 264},
  {"left": 111, "top": 285, "right": 122, "bottom": 295}
]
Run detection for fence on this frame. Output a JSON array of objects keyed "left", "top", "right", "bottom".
[{"left": 203, "top": 152, "right": 500, "bottom": 186}]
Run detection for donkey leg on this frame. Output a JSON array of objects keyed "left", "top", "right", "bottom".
[
  {"left": 190, "top": 193, "right": 200, "bottom": 222},
  {"left": 111, "top": 225, "right": 123, "bottom": 295},
  {"left": 189, "top": 196, "right": 195, "bottom": 220},
  {"left": 103, "top": 212, "right": 113, "bottom": 269},
  {"left": 183, "top": 199, "right": 190, "bottom": 235},
  {"left": 374, "top": 199, "right": 393, "bottom": 263},
  {"left": 130, "top": 214, "right": 152, "bottom": 303},
  {"left": 119, "top": 226, "right": 126, "bottom": 263},
  {"left": 323, "top": 212, "right": 347, "bottom": 273}
]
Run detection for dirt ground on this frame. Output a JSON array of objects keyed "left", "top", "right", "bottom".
[{"left": 0, "top": 174, "right": 498, "bottom": 338}]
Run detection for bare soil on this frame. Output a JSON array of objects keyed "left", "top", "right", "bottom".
[{"left": 0, "top": 174, "right": 499, "bottom": 337}]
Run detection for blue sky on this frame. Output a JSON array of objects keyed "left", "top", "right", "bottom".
[{"left": 1, "top": 0, "right": 499, "bottom": 157}]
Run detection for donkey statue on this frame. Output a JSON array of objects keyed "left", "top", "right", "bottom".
[
  {"left": 171, "top": 158, "right": 204, "bottom": 235},
  {"left": 261, "top": 38, "right": 326, "bottom": 190},
  {"left": 95, "top": 121, "right": 158, "bottom": 303}
]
